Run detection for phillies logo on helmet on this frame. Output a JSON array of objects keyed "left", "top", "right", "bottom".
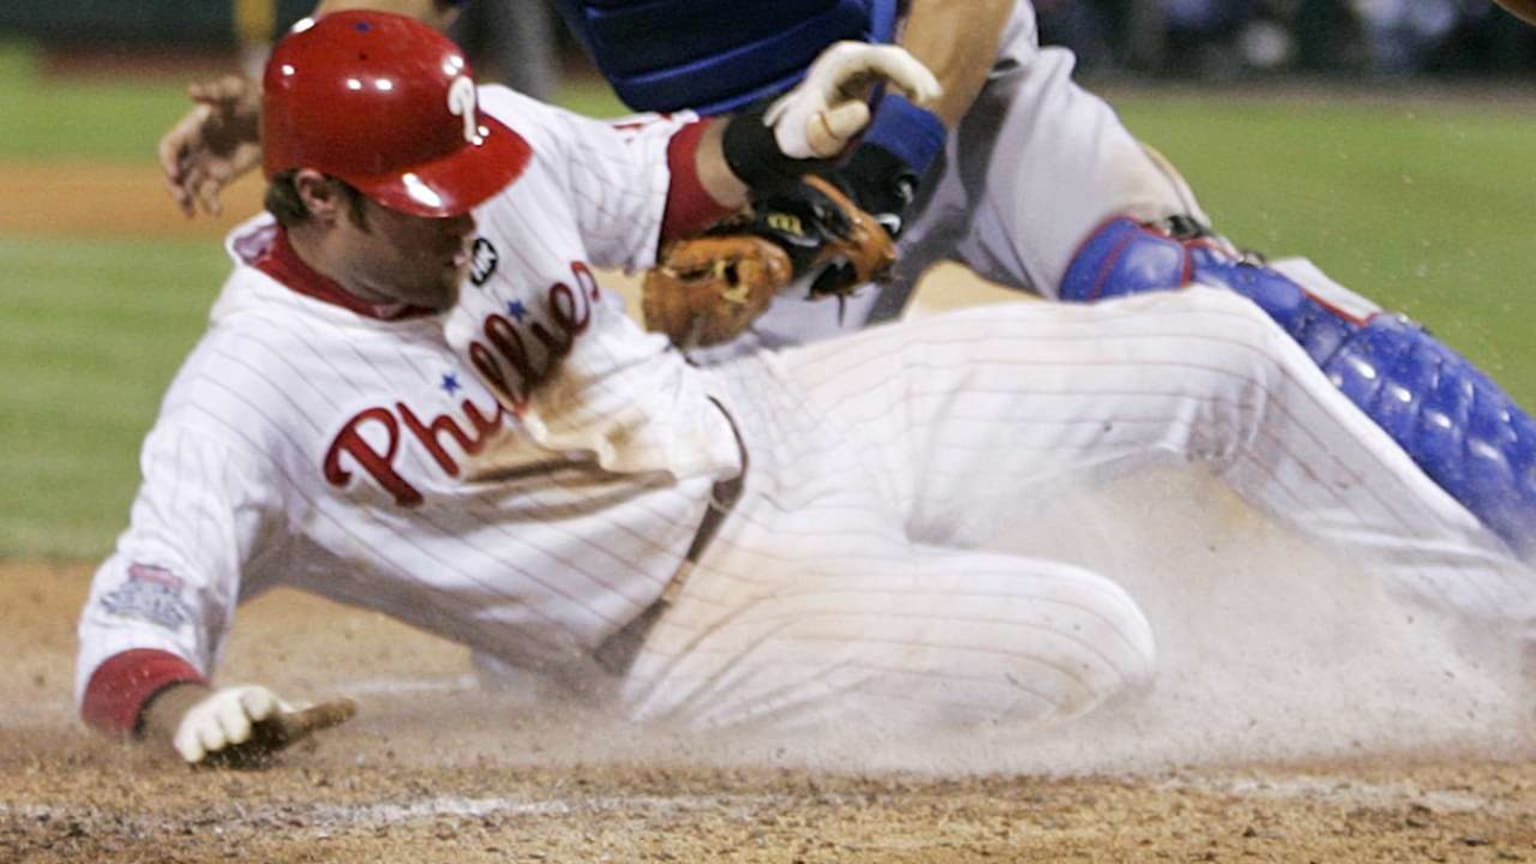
[
  {"left": 447, "top": 76, "right": 484, "bottom": 146},
  {"left": 260, "top": 10, "right": 532, "bottom": 217}
]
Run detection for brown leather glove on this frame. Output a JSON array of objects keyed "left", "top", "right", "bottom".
[
  {"left": 642, "top": 175, "right": 897, "bottom": 348},
  {"left": 642, "top": 233, "right": 793, "bottom": 348}
]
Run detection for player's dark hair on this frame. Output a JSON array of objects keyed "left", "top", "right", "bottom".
[{"left": 264, "top": 172, "right": 371, "bottom": 230}]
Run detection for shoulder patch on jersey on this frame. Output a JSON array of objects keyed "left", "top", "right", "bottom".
[
  {"left": 98, "top": 562, "right": 194, "bottom": 631},
  {"left": 470, "top": 237, "right": 499, "bottom": 287}
]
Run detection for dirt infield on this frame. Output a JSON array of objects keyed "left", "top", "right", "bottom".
[
  {"left": 4, "top": 160, "right": 1536, "bottom": 862},
  {"left": 3, "top": 560, "right": 1534, "bottom": 863},
  {"left": 0, "top": 161, "right": 266, "bottom": 240}
]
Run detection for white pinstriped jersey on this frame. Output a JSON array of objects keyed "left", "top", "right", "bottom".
[
  {"left": 77, "top": 84, "right": 1535, "bottom": 733},
  {"left": 445, "top": 88, "right": 737, "bottom": 481},
  {"left": 75, "top": 87, "right": 736, "bottom": 704}
]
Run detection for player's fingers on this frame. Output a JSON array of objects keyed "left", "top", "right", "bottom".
[
  {"left": 847, "top": 45, "right": 942, "bottom": 107},
  {"left": 807, "top": 41, "right": 868, "bottom": 92},
  {"left": 807, "top": 102, "right": 871, "bottom": 158},
  {"left": 157, "top": 104, "right": 211, "bottom": 178},
  {"left": 238, "top": 686, "right": 283, "bottom": 723},
  {"left": 174, "top": 162, "right": 207, "bottom": 215},
  {"left": 161, "top": 174, "right": 197, "bottom": 218},
  {"left": 172, "top": 723, "right": 207, "bottom": 764},
  {"left": 158, "top": 112, "right": 212, "bottom": 218},
  {"left": 808, "top": 42, "right": 942, "bottom": 106},
  {"left": 214, "top": 696, "right": 255, "bottom": 746},
  {"left": 187, "top": 74, "right": 252, "bottom": 106},
  {"left": 193, "top": 175, "right": 225, "bottom": 218},
  {"left": 198, "top": 714, "right": 232, "bottom": 755},
  {"left": 156, "top": 135, "right": 185, "bottom": 187}
]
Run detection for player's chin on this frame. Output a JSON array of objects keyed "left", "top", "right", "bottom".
[
  {"left": 428, "top": 277, "right": 461, "bottom": 311},
  {"left": 419, "top": 262, "right": 467, "bottom": 311}
]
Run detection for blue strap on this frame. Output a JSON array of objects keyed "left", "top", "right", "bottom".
[
  {"left": 861, "top": 92, "right": 947, "bottom": 178},
  {"left": 870, "top": 0, "right": 898, "bottom": 42},
  {"left": 1058, "top": 218, "right": 1188, "bottom": 302}
]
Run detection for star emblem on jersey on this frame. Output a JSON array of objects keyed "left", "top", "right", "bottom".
[
  {"left": 440, "top": 372, "right": 462, "bottom": 396},
  {"left": 506, "top": 299, "right": 528, "bottom": 321},
  {"left": 469, "top": 237, "right": 499, "bottom": 286}
]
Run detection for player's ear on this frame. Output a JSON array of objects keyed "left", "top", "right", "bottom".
[{"left": 292, "top": 169, "right": 347, "bottom": 224}]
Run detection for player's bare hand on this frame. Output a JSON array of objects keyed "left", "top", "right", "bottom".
[
  {"left": 765, "top": 42, "right": 942, "bottom": 159},
  {"left": 157, "top": 75, "right": 263, "bottom": 218},
  {"left": 171, "top": 685, "right": 358, "bottom": 769}
]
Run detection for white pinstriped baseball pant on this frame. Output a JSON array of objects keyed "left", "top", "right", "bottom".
[{"left": 618, "top": 287, "right": 1535, "bottom": 732}]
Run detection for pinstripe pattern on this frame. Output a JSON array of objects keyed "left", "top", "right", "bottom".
[
  {"left": 77, "top": 84, "right": 1534, "bottom": 736},
  {"left": 77, "top": 90, "right": 725, "bottom": 704},
  {"left": 619, "top": 287, "right": 1535, "bottom": 731},
  {"left": 76, "top": 243, "right": 718, "bottom": 702}
]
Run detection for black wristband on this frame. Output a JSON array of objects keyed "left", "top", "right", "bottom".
[{"left": 721, "top": 101, "right": 828, "bottom": 196}]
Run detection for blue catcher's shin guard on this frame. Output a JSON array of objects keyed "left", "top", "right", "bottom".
[{"left": 1061, "top": 217, "right": 1536, "bottom": 556}]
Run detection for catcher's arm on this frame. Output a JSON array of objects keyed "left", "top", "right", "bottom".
[
  {"left": 804, "top": 0, "right": 1010, "bottom": 244},
  {"left": 143, "top": 682, "right": 357, "bottom": 769},
  {"left": 899, "top": 0, "right": 1013, "bottom": 128},
  {"left": 643, "top": 43, "right": 939, "bottom": 346}
]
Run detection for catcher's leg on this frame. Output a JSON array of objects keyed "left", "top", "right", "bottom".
[
  {"left": 882, "top": 5, "right": 1204, "bottom": 314},
  {"left": 1059, "top": 216, "right": 1536, "bottom": 558},
  {"left": 874, "top": 3, "right": 1536, "bottom": 558}
]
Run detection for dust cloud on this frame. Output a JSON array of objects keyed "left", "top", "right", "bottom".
[
  {"left": 313, "top": 468, "right": 1536, "bottom": 779},
  {"left": 692, "top": 468, "right": 1535, "bottom": 777}
]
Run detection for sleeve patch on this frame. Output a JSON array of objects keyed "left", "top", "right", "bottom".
[{"left": 98, "top": 563, "right": 193, "bottom": 631}]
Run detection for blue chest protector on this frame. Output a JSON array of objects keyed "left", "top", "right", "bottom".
[{"left": 550, "top": 0, "right": 900, "bottom": 114}]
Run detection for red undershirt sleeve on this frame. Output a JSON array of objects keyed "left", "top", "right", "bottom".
[
  {"left": 660, "top": 119, "right": 737, "bottom": 243},
  {"left": 80, "top": 648, "right": 206, "bottom": 738}
]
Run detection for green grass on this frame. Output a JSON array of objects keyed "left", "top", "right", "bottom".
[
  {"left": 1115, "top": 97, "right": 1536, "bottom": 389},
  {"left": 0, "top": 42, "right": 206, "bottom": 163},
  {"left": 0, "top": 237, "right": 227, "bottom": 557},
  {"left": 3, "top": 40, "right": 1536, "bottom": 558}
]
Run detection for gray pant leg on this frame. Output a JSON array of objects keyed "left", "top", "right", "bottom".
[{"left": 873, "top": 2, "right": 1203, "bottom": 323}]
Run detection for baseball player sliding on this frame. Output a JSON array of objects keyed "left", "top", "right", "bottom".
[
  {"left": 89, "top": 11, "right": 1536, "bottom": 767},
  {"left": 161, "top": 0, "right": 1536, "bottom": 573}
]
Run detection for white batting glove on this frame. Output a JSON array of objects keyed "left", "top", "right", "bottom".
[
  {"left": 172, "top": 685, "right": 291, "bottom": 764},
  {"left": 764, "top": 41, "right": 943, "bottom": 160}
]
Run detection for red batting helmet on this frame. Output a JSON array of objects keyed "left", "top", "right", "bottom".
[{"left": 262, "top": 10, "right": 530, "bottom": 217}]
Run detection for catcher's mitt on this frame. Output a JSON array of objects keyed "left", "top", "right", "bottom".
[
  {"left": 642, "top": 233, "right": 792, "bottom": 348},
  {"left": 642, "top": 175, "right": 896, "bottom": 347}
]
